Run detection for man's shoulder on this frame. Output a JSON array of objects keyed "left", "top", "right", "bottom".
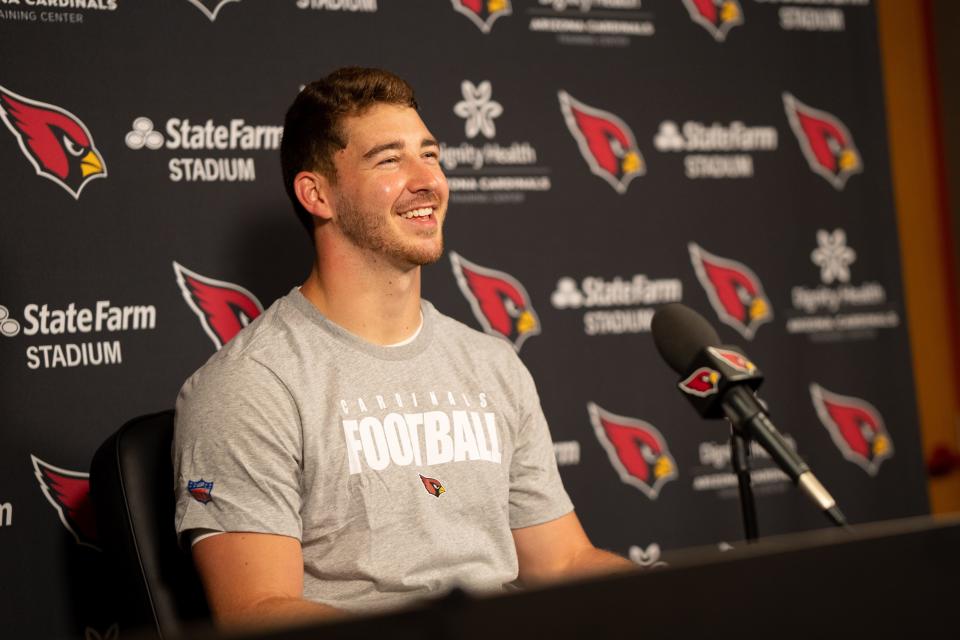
[
  {"left": 179, "top": 292, "right": 312, "bottom": 395},
  {"left": 427, "top": 302, "right": 520, "bottom": 365}
]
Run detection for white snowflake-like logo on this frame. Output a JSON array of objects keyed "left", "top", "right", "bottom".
[
  {"left": 811, "top": 228, "right": 856, "bottom": 284},
  {"left": 453, "top": 80, "right": 503, "bottom": 140}
]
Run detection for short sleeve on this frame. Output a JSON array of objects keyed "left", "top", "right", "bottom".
[
  {"left": 507, "top": 357, "right": 574, "bottom": 529},
  {"left": 173, "top": 355, "right": 303, "bottom": 544}
]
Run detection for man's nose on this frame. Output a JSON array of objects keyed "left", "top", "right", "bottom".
[{"left": 407, "top": 159, "right": 444, "bottom": 192}]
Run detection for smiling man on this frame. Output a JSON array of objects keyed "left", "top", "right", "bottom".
[{"left": 172, "top": 67, "right": 632, "bottom": 630}]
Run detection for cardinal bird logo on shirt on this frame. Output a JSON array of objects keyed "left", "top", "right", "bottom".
[
  {"left": 587, "top": 402, "right": 677, "bottom": 500},
  {"left": 558, "top": 91, "right": 645, "bottom": 194},
  {"left": 682, "top": 0, "right": 744, "bottom": 42},
  {"left": 186, "top": 0, "right": 241, "bottom": 21},
  {"left": 810, "top": 383, "right": 893, "bottom": 476},
  {"left": 0, "top": 86, "right": 106, "bottom": 199},
  {"left": 173, "top": 261, "right": 263, "bottom": 350},
  {"left": 419, "top": 474, "right": 446, "bottom": 497},
  {"left": 450, "top": 0, "right": 511, "bottom": 33},
  {"left": 31, "top": 455, "right": 99, "bottom": 550},
  {"left": 450, "top": 252, "right": 540, "bottom": 351},
  {"left": 689, "top": 243, "right": 772, "bottom": 340},
  {"left": 783, "top": 93, "right": 862, "bottom": 190}
]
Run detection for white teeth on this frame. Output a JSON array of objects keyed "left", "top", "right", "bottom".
[{"left": 401, "top": 207, "right": 433, "bottom": 219}]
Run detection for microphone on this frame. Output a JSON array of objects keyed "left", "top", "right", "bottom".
[{"left": 651, "top": 303, "right": 847, "bottom": 528}]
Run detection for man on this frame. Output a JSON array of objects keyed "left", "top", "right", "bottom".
[{"left": 173, "top": 67, "right": 633, "bottom": 630}]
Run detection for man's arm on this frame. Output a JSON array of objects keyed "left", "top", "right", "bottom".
[
  {"left": 192, "top": 531, "right": 346, "bottom": 629},
  {"left": 512, "top": 511, "right": 635, "bottom": 587}
]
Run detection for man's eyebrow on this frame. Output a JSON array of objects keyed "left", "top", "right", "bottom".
[
  {"left": 362, "top": 140, "right": 404, "bottom": 160},
  {"left": 362, "top": 138, "right": 439, "bottom": 160}
]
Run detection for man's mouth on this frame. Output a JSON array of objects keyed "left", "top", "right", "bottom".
[{"left": 399, "top": 206, "right": 434, "bottom": 220}]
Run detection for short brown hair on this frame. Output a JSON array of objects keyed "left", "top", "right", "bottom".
[{"left": 280, "top": 67, "right": 418, "bottom": 235}]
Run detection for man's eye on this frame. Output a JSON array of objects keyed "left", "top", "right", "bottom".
[{"left": 378, "top": 157, "right": 399, "bottom": 165}]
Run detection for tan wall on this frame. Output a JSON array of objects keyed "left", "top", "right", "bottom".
[{"left": 877, "top": 0, "right": 960, "bottom": 513}]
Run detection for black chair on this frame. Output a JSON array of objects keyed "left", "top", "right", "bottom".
[{"left": 91, "top": 410, "right": 210, "bottom": 639}]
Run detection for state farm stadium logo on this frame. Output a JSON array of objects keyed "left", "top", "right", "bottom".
[
  {"left": 810, "top": 383, "right": 893, "bottom": 475},
  {"left": 186, "top": 0, "right": 240, "bottom": 20},
  {"left": 783, "top": 92, "right": 861, "bottom": 190},
  {"left": 450, "top": 252, "right": 540, "bottom": 352},
  {"left": 451, "top": 0, "right": 511, "bottom": 33},
  {"left": 559, "top": 91, "right": 644, "bottom": 194},
  {"left": 441, "top": 80, "right": 549, "bottom": 205},
  {"left": 689, "top": 243, "right": 773, "bottom": 340},
  {"left": 653, "top": 119, "right": 777, "bottom": 179},
  {"left": 762, "top": 0, "right": 863, "bottom": 33},
  {"left": 173, "top": 262, "right": 263, "bottom": 350},
  {"left": 692, "top": 437, "right": 793, "bottom": 496},
  {"left": 124, "top": 115, "right": 282, "bottom": 183},
  {"left": 551, "top": 273, "right": 682, "bottom": 336},
  {"left": 0, "top": 299, "right": 156, "bottom": 370},
  {"left": 0, "top": 86, "right": 106, "bottom": 199},
  {"left": 683, "top": 0, "right": 744, "bottom": 42},
  {"left": 785, "top": 229, "right": 898, "bottom": 340},
  {"left": 295, "top": 0, "right": 378, "bottom": 12},
  {"left": 587, "top": 402, "right": 677, "bottom": 500},
  {"left": 527, "top": 0, "right": 654, "bottom": 48}
]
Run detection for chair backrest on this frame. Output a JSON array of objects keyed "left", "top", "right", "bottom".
[{"left": 91, "top": 410, "right": 210, "bottom": 639}]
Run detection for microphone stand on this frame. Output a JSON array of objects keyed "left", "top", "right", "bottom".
[{"left": 730, "top": 422, "right": 759, "bottom": 542}]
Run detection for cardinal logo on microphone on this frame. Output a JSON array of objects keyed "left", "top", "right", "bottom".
[
  {"left": 679, "top": 367, "right": 720, "bottom": 397},
  {"left": 588, "top": 402, "right": 677, "bottom": 500},
  {"left": 708, "top": 347, "right": 757, "bottom": 374},
  {"left": 810, "top": 383, "right": 893, "bottom": 476},
  {"left": 783, "top": 93, "right": 862, "bottom": 190},
  {"left": 689, "top": 243, "right": 772, "bottom": 340}
]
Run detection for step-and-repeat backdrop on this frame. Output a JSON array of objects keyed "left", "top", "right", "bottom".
[{"left": 0, "top": 1, "right": 928, "bottom": 637}]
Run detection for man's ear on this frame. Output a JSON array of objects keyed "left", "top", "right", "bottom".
[{"left": 293, "top": 171, "right": 334, "bottom": 222}]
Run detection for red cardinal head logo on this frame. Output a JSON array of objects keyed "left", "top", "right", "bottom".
[
  {"left": 810, "top": 383, "right": 893, "bottom": 476},
  {"left": 783, "top": 93, "right": 862, "bottom": 190},
  {"left": 31, "top": 455, "right": 99, "bottom": 550},
  {"left": 689, "top": 243, "right": 772, "bottom": 340},
  {"left": 173, "top": 262, "right": 263, "bottom": 350},
  {"left": 708, "top": 347, "right": 757, "bottom": 374},
  {"left": 682, "top": 0, "right": 744, "bottom": 42},
  {"left": 0, "top": 86, "right": 106, "bottom": 199},
  {"left": 187, "top": 0, "right": 241, "bottom": 21},
  {"left": 558, "top": 91, "right": 645, "bottom": 194},
  {"left": 419, "top": 474, "right": 446, "bottom": 497},
  {"left": 588, "top": 402, "right": 677, "bottom": 500},
  {"left": 679, "top": 367, "right": 720, "bottom": 397},
  {"left": 450, "top": 0, "right": 512, "bottom": 33},
  {"left": 450, "top": 252, "right": 540, "bottom": 351}
]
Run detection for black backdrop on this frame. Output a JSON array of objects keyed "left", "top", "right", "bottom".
[{"left": 0, "top": 1, "right": 929, "bottom": 638}]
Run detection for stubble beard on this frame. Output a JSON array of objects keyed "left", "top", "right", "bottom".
[{"left": 335, "top": 193, "right": 445, "bottom": 268}]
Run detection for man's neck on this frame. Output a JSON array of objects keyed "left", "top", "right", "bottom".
[{"left": 300, "top": 242, "right": 424, "bottom": 346}]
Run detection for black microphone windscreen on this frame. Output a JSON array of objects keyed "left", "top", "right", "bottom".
[{"left": 651, "top": 303, "right": 721, "bottom": 374}]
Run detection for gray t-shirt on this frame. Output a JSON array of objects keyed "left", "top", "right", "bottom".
[{"left": 173, "top": 288, "right": 573, "bottom": 613}]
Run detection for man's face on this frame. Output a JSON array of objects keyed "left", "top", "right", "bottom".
[{"left": 328, "top": 104, "right": 449, "bottom": 269}]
